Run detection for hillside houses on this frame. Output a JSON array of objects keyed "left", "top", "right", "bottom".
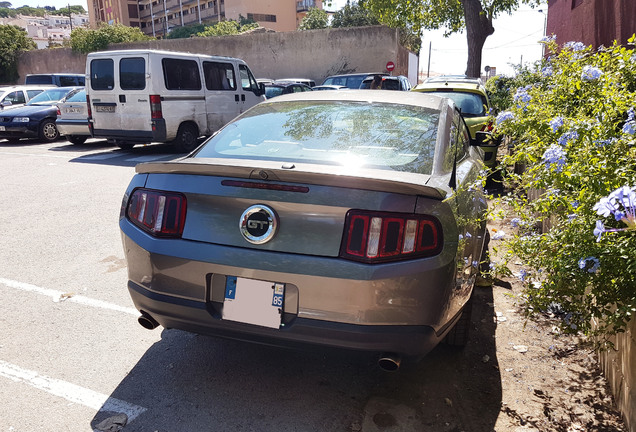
[{"left": 0, "top": 13, "right": 89, "bottom": 48}]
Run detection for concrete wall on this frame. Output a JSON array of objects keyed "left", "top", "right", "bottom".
[
  {"left": 599, "top": 318, "right": 636, "bottom": 431},
  {"left": 17, "top": 26, "right": 416, "bottom": 86}
]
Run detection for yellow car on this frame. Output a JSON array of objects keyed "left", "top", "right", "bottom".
[{"left": 412, "top": 76, "right": 499, "bottom": 169}]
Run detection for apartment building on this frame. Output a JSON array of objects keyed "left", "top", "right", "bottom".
[{"left": 88, "top": 0, "right": 323, "bottom": 37}]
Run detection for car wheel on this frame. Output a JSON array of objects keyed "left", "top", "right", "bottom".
[
  {"left": 39, "top": 119, "right": 60, "bottom": 142},
  {"left": 68, "top": 135, "right": 87, "bottom": 145},
  {"left": 116, "top": 141, "right": 134, "bottom": 150},
  {"left": 172, "top": 123, "right": 199, "bottom": 153},
  {"left": 443, "top": 292, "right": 473, "bottom": 347}
]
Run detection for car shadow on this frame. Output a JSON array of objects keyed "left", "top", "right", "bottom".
[
  {"left": 66, "top": 142, "right": 191, "bottom": 167},
  {"left": 90, "top": 285, "right": 501, "bottom": 432}
]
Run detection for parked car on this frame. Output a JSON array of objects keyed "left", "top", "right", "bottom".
[
  {"left": 412, "top": 75, "right": 499, "bottom": 168},
  {"left": 56, "top": 88, "right": 90, "bottom": 145},
  {"left": 359, "top": 75, "right": 412, "bottom": 91},
  {"left": 264, "top": 82, "right": 313, "bottom": 99},
  {"left": 321, "top": 72, "right": 388, "bottom": 89},
  {"left": 0, "top": 87, "right": 82, "bottom": 143},
  {"left": 312, "top": 85, "right": 347, "bottom": 91},
  {"left": 274, "top": 78, "right": 316, "bottom": 87},
  {"left": 25, "top": 73, "right": 85, "bottom": 87},
  {"left": 0, "top": 86, "right": 50, "bottom": 110},
  {"left": 120, "top": 90, "right": 488, "bottom": 371}
]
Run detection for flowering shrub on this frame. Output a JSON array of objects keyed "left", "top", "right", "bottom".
[{"left": 491, "top": 35, "right": 636, "bottom": 338}]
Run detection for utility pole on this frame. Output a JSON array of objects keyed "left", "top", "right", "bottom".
[
  {"left": 427, "top": 41, "right": 432, "bottom": 78},
  {"left": 68, "top": 3, "right": 73, "bottom": 31}
]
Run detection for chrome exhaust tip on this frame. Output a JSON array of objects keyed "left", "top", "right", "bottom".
[
  {"left": 378, "top": 353, "right": 401, "bottom": 372},
  {"left": 138, "top": 312, "right": 159, "bottom": 330}
]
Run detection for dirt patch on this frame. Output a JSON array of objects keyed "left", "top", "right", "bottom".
[{"left": 483, "top": 202, "right": 627, "bottom": 431}]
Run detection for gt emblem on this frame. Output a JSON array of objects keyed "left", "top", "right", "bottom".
[{"left": 240, "top": 205, "right": 278, "bottom": 244}]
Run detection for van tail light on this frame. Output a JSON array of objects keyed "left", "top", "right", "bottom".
[
  {"left": 150, "top": 95, "right": 163, "bottom": 119},
  {"left": 340, "top": 210, "right": 443, "bottom": 263},
  {"left": 126, "top": 188, "right": 186, "bottom": 237},
  {"left": 86, "top": 95, "right": 92, "bottom": 118}
]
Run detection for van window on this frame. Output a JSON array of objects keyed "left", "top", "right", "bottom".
[
  {"left": 203, "top": 61, "right": 236, "bottom": 91},
  {"left": 162, "top": 58, "right": 201, "bottom": 90},
  {"left": 120, "top": 57, "right": 146, "bottom": 90},
  {"left": 25, "top": 75, "right": 53, "bottom": 85},
  {"left": 91, "top": 59, "right": 115, "bottom": 90},
  {"left": 239, "top": 64, "right": 259, "bottom": 93},
  {"left": 59, "top": 76, "right": 79, "bottom": 86}
]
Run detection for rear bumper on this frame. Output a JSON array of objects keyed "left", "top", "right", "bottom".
[
  {"left": 57, "top": 119, "right": 89, "bottom": 136},
  {"left": 128, "top": 280, "right": 450, "bottom": 357},
  {"left": 91, "top": 118, "right": 167, "bottom": 143}
]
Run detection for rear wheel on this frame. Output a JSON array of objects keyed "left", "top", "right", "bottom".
[
  {"left": 68, "top": 135, "right": 87, "bottom": 145},
  {"left": 39, "top": 119, "right": 59, "bottom": 142},
  {"left": 115, "top": 141, "right": 134, "bottom": 150},
  {"left": 172, "top": 123, "right": 199, "bottom": 153}
]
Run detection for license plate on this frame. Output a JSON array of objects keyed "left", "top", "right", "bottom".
[
  {"left": 222, "top": 277, "right": 284, "bottom": 329},
  {"left": 95, "top": 105, "right": 115, "bottom": 113},
  {"left": 65, "top": 107, "right": 80, "bottom": 113},
  {"left": 0, "top": 126, "right": 4, "bottom": 131}
]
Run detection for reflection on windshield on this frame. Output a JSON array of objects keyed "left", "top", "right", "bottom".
[
  {"left": 195, "top": 101, "right": 440, "bottom": 174},
  {"left": 432, "top": 91, "right": 486, "bottom": 116},
  {"left": 27, "top": 89, "right": 75, "bottom": 105}
]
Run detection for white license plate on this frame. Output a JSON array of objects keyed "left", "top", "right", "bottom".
[
  {"left": 222, "top": 277, "right": 284, "bottom": 329},
  {"left": 65, "top": 108, "right": 81, "bottom": 113},
  {"left": 0, "top": 126, "right": 4, "bottom": 131},
  {"left": 95, "top": 105, "right": 115, "bottom": 113}
]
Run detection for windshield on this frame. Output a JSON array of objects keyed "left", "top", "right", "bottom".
[
  {"left": 195, "top": 100, "right": 440, "bottom": 174},
  {"left": 27, "top": 88, "right": 76, "bottom": 106},
  {"left": 428, "top": 91, "right": 487, "bottom": 117},
  {"left": 63, "top": 89, "right": 86, "bottom": 103},
  {"left": 265, "top": 86, "right": 285, "bottom": 99}
]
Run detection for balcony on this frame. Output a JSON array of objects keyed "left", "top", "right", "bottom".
[{"left": 296, "top": 0, "right": 315, "bottom": 12}]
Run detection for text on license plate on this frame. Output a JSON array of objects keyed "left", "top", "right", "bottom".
[
  {"left": 95, "top": 105, "right": 115, "bottom": 113},
  {"left": 65, "top": 108, "right": 81, "bottom": 113},
  {"left": 222, "top": 277, "right": 284, "bottom": 329}
]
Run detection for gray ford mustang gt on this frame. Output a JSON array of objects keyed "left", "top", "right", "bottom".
[{"left": 119, "top": 90, "right": 488, "bottom": 371}]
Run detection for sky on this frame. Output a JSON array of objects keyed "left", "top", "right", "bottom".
[{"left": 13, "top": 0, "right": 547, "bottom": 77}]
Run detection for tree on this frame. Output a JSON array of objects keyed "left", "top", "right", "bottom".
[
  {"left": 195, "top": 20, "right": 259, "bottom": 37},
  {"left": 167, "top": 23, "right": 205, "bottom": 39},
  {"left": 360, "top": 0, "right": 540, "bottom": 77},
  {"left": 0, "top": 2, "right": 12, "bottom": 8},
  {"left": 331, "top": 1, "right": 379, "bottom": 27},
  {"left": 298, "top": 7, "right": 329, "bottom": 30},
  {"left": 50, "top": 5, "right": 86, "bottom": 15},
  {"left": 0, "top": 24, "right": 36, "bottom": 83},
  {"left": 70, "top": 24, "right": 152, "bottom": 54}
]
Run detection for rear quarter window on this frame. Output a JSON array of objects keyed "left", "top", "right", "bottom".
[
  {"left": 120, "top": 57, "right": 146, "bottom": 90},
  {"left": 162, "top": 58, "right": 201, "bottom": 90}
]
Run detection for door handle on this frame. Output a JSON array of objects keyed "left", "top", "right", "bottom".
[
  {"left": 119, "top": 95, "right": 126, "bottom": 103},
  {"left": 241, "top": 94, "right": 245, "bottom": 102},
  {"left": 235, "top": 94, "right": 239, "bottom": 102}
]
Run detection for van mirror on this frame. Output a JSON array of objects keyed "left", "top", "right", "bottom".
[
  {"left": 473, "top": 131, "right": 501, "bottom": 147},
  {"left": 257, "top": 82, "right": 265, "bottom": 97}
]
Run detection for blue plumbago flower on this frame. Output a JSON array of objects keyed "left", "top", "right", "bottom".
[
  {"left": 568, "top": 214, "right": 577, "bottom": 222},
  {"left": 496, "top": 111, "right": 515, "bottom": 125},
  {"left": 631, "top": 54, "right": 636, "bottom": 62},
  {"left": 541, "top": 66, "right": 553, "bottom": 77},
  {"left": 514, "top": 86, "right": 532, "bottom": 103},
  {"left": 594, "top": 138, "right": 616, "bottom": 147},
  {"left": 627, "top": 108, "right": 635, "bottom": 122},
  {"left": 540, "top": 35, "right": 556, "bottom": 43},
  {"left": 582, "top": 65, "right": 603, "bottom": 81},
  {"left": 518, "top": 269, "right": 528, "bottom": 282},
  {"left": 578, "top": 257, "right": 600, "bottom": 274},
  {"left": 549, "top": 117, "right": 564, "bottom": 132},
  {"left": 510, "top": 217, "right": 521, "bottom": 227},
  {"left": 558, "top": 130, "right": 579, "bottom": 146},
  {"left": 565, "top": 41, "right": 586, "bottom": 51},
  {"left": 594, "top": 220, "right": 605, "bottom": 241},
  {"left": 542, "top": 145, "right": 567, "bottom": 172},
  {"left": 623, "top": 122, "right": 636, "bottom": 135},
  {"left": 571, "top": 200, "right": 579, "bottom": 209}
]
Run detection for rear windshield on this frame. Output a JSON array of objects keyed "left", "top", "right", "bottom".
[
  {"left": 27, "top": 88, "right": 76, "bottom": 105},
  {"left": 194, "top": 101, "right": 440, "bottom": 174},
  {"left": 428, "top": 91, "right": 487, "bottom": 116},
  {"left": 265, "top": 86, "right": 285, "bottom": 98},
  {"left": 322, "top": 75, "right": 366, "bottom": 89}
]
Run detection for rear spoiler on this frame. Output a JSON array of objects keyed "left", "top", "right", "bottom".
[{"left": 136, "top": 159, "right": 448, "bottom": 200}]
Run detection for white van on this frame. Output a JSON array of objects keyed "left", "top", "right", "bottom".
[{"left": 85, "top": 49, "right": 265, "bottom": 152}]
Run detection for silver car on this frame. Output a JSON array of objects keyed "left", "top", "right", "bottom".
[
  {"left": 120, "top": 90, "right": 488, "bottom": 371},
  {"left": 56, "top": 89, "right": 90, "bottom": 145}
]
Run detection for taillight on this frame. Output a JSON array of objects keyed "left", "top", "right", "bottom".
[
  {"left": 150, "top": 95, "right": 162, "bottom": 119},
  {"left": 126, "top": 188, "right": 186, "bottom": 237},
  {"left": 56, "top": 106, "right": 61, "bottom": 116},
  {"left": 86, "top": 95, "right": 92, "bottom": 118},
  {"left": 480, "top": 121, "right": 494, "bottom": 132},
  {"left": 340, "top": 210, "right": 443, "bottom": 263}
]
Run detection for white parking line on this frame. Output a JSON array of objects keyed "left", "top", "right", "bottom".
[
  {"left": 0, "top": 360, "right": 147, "bottom": 423},
  {"left": 0, "top": 277, "right": 138, "bottom": 316}
]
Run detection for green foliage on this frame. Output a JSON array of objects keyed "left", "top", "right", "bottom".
[
  {"left": 14, "top": 6, "right": 45, "bottom": 16},
  {"left": 491, "top": 36, "right": 636, "bottom": 340},
  {"left": 0, "top": 2, "right": 12, "bottom": 8},
  {"left": 331, "top": 1, "right": 379, "bottom": 27},
  {"left": 70, "top": 24, "right": 152, "bottom": 54},
  {"left": 50, "top": 5, "right": 86, "bottom": 15},
  {"left": 167, "top": 23, "right": 205, "bottom": 39},
  {"left": 195, "top": 19, "right": 259, "bottom": 37},
  {"left": 0, "top": 7, "right": 17, "bottom": 17},
  {"left": 0, "top": 24, "right": 36, "bottom": 83},
  {"left": 298, "top": 7, "right": 329, "bottom": 30}
]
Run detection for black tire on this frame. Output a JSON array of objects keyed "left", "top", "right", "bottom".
[
  {"left": 444, "top": 292, "right": 474, "bottom": 346},
  {"left": 116, "top": 141, "right": 134, "bottom": 151},
  {"left": 172, "top": 123, "right": 199, "bottom": 153},
  {"left": 39, "top": 119, "right": 59, "bottom": 142},
  {"left": 68, "top": 135, "right": 87, "bottom": 145},
  {"left": 6, "top": 138, "right": 21, "bottom": 143}
]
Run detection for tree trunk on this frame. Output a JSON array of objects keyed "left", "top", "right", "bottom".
[{"left": 461, "top": 0, "right": 494, "bottom": 78}]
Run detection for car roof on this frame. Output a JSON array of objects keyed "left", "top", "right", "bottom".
[{"left": 261, "top": 89, "right": 449, "bottom": 110}]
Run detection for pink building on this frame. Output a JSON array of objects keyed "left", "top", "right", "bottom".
[{"left": 546, "top": 0, "right": 636, "bottom": 48}]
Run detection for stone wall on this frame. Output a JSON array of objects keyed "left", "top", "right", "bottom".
[{"left": 16, "top": 26, "right": 417, "bottom": 86}]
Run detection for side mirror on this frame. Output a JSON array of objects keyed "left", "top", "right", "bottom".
[
  {"left": 473, "top": 131, "right": 501, "bottom": 147},
  {"left": 257, "top": 82, "right": 265, "bottom": 97}
]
